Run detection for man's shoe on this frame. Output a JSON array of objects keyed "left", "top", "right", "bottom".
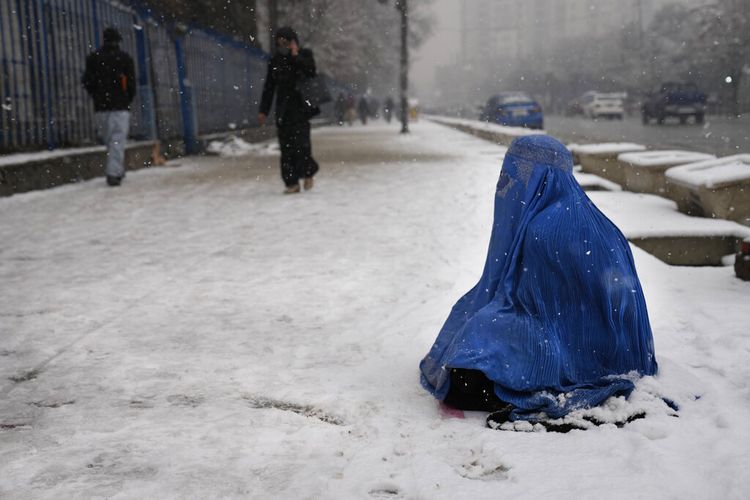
[
  {"left": 284, "top": 184, "right": 301, "bottom": 194},
  {"left": 106, "top": 175, "right": 122, "bottom": 187},
  {"left": 303, "top": 177, "right": 314, "bottom": 191}
]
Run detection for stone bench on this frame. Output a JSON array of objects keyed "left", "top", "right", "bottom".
[
  {"left": 619, "top": 150, "right": 715, "bottom": 196},
  {"left": 569, "top": 143, "right": 646, "bottom": 185},
  {"left": 589, "top": 191, "right": 750, "bottom": 266},
  {"left": 665, "top": 155, "right": 750, "bottom": 226}
]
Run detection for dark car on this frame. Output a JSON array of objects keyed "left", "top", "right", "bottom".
[
  {"left": 735, "top": 238, "right": 750, "bottom": 281},
  {"left": 642, "top": 82, "right": 707, "bottom": 125},
  {"left": 480, "top": 92, "right": 544, "bottom": 129}
]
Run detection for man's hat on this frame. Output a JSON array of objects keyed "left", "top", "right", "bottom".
[{"left": 103, "top": 27, "right": 122, "bottom": 43}]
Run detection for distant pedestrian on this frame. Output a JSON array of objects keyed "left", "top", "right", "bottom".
[
  {"left": 383, "top": 96, "right": 394, "bottom": 123},
  {"left": 334, "top": 93, "right": 346, "bottom": 126},
  {"left": 82, "top": 27, "right": 136, "bottom": 187},
  {"left": 258, "top": 27, "right": 320, "bottom": 194},
  {"left": 357, "top": 96, "right": 369, "bottom": 125},
  {"left": 368, "top": 98, "right": 380, "bottom": 120},
  {"left": 345, "top": 94, "right": 356, "bottom": 126}
]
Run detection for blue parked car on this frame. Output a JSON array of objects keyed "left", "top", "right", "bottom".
[{"left": 479, "top": 92, "right": 544, "bottom": 129}]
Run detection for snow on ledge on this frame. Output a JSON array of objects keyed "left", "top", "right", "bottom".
[
  {"left": 589, "top": 191, "right": 750, "bottom": 239},
  {"left": 569, "top": 142, "right": 646, "bottom": 155},
  {"left": 665, "top": 155, "right": 750, "bottom": 188},
  {"left": 618, "top": 150, "right": 716, "bottom": 168},
  {"left": 0, "top": 146, "right": 105, "bottom": 167},
  {"left": 574, "top": 171, "right": 622, "bottom": 191},
  {"left": 426, "top": 115, "right": 545, "bottom": 137},
  {"left": 0, "top": 141, "right": 155, "bottom": 168}
]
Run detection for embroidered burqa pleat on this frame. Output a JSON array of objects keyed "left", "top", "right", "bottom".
[{"left": 420, "top": 135, "right": 658, "bottom": 420}]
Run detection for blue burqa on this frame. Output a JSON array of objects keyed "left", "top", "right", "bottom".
[{"left": 420, "top": 135, "right": 657, "bottom": 420}]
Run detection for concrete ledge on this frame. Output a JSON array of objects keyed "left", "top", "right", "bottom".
[
  {"left": 630, "top": 235, "right": 743, "bottom": 266},
  {"left": 622, "top": 163, "right": 671, "bottom": 195},
  {"left": 0, "top": 141, "right": 157, "bottom": 197},
  {"left": 665, "top": 155, "right": 750, "bottom": 226},
  {"left": 589, "top": 191, "right": 750, "bottom": 266},
  {"left": 619, "top": 151, "right": 715, "bottom": 196},
  {"left": 569, "top": 144, "right": 646, "bottom": 185},
  {"left": 666, "top": 180, "right": 750, "bottom": 225}
]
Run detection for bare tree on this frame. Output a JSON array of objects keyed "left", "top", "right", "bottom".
[
  {"left": 133, "top": 0, "right": 259, "bottom": 46},
  {"left": 272, "top": 0, "right": 433, "bottom": 93}
]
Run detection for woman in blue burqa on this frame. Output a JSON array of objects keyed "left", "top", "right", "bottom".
[{"left": 420, "top": 135, "right": 657, "bottom": 429}]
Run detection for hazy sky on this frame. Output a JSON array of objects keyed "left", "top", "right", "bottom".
[{"left": 412, "top": 0, "right": 460, "bottom": 102}]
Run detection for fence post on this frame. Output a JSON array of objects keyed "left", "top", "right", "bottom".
[
  {"left": 90, "top": 0, "right": 100, "bottom": 47},
  {"left": 37, "top": 0, "right": 55, "bottom": 149},
  {"left": 173, "top": 32, "right": 199, "bottom": 154},
  {"left": 133, "top": 18, "right": 156, "bottom": 140}
]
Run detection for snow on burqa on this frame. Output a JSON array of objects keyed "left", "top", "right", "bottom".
[{"left": 420, "top": 135, "right": 658, "bottom": 421}]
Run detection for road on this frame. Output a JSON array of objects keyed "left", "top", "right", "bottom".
[{"left": 544, "top": 114, "right": 750, "bottom": 156}]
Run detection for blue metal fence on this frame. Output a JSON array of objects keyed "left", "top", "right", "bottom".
[{"left": 0, "top": 0, "right": 272, "bottom": 153}]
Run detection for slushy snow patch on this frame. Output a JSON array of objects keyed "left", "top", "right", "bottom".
[{"left": 206, "top": 136, "right": 279, "bottom": 157}]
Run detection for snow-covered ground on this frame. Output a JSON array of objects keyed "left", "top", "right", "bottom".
[{"left": 1, "top": 121, "right": 749, "bottom": 499}]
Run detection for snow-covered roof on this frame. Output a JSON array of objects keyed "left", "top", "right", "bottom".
[
  {"left": 665, "top": 155, "right": 750, "bottom": 188},
  {"left": 589, "top": 191, "right": 750, "bottom": 239},
  {"left": 618, "top": 150, "right": 716, "bottom": 168},
  {"left": 569, "top": 143, "right": 646, "bottom": 155}
]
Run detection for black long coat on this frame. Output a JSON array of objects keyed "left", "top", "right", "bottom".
[{"left": 259, "top": 48, "right": 317, "bottom": 127}]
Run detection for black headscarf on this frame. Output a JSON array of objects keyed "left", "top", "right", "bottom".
[{"left": 275, "top": 26, "right": 298, "bottom": 44}]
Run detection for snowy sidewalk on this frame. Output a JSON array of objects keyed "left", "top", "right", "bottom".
[{"left": 1, "top": 122, "right": 749, "bottom": 499}]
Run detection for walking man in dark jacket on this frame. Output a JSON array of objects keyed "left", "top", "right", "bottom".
[
  {"left": 258, "top": 27, "right": 319, "bottom": 194},
  {"left": 82, "top": 28, "right": 136, "bottom": 186}
]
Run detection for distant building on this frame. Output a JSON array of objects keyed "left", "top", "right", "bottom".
[{"left": 460, "top": 0, "right": 707, "bottom": 64}]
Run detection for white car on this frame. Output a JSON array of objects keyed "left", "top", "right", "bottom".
[{"left": 581, "top": 92, "right": 625, "bottom": 120}]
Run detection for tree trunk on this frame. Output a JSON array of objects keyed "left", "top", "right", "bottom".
[
  {"left": 268, "top": 0, "right": 278, "bottom": 50},
  {"left": 245, "top": 0, "right": 258, "bottom": 46}
]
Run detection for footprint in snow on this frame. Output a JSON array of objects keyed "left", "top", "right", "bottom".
[
  {"left": 368, "top": 483, "right": 402, "bottom": 498},
  {"left": 167, "top": 394, "right": 205, "bottom": 407}
]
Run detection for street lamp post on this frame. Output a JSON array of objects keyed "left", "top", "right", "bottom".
[
  {"left": 397, "top": 0, "right": 409, "bottom": 134},
  {"left": 379, "top": 0, "right": 409, "bottom": 133}
]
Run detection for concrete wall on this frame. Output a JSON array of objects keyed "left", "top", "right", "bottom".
[{"left": 0, "top": 142, "right": 156, "bottom": 197}]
